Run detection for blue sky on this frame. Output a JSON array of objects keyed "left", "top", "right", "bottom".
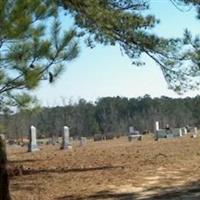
[{"left": 32, "top": 1, "right": 200, "bottom": 106}]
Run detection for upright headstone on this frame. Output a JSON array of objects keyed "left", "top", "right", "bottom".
[
  {"left": 51, "top": 135, "right": 57, "bottom": 145},
  {"left": 129, "top": 126, "right": 134, "bottom": 135},
  {"left": 154, "top": 121, "right": 160, "bottom": 140},
  {"left": 0, "top": 134, "right": 5, "bottom": 141},
  {"left": 61, "top": 126, "right": 72, "bottom": 149},
  {"left": 194, "top": 127, "right": 198, "bottom": 135},
  {"left": 28, "top": 125, "right": 39, "bottom": 152},
  {"left": 80, "top": 137, "right": 87, "bottom": 146},
  {"left": 155, "top": 121, "right": 159, "bottom": 131},
  {"left": 182, "top": 127, "right": 187, "bottom": 135},
  {"left": 179, "top": 128, "right": 183, "bottom": 137},
  {"left": 191, "top": 127, "right": 198, "bottom": 138}
]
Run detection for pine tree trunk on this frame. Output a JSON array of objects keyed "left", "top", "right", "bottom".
[{"left": 0, "top": 137, "right": 11, "bottom": 200}]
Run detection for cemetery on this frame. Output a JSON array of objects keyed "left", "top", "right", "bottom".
[
  {"left": 2, "top": 123, "right": 200, "bottom": 200},
  {"left": 2, "top": 0, "right": 200, "bottom": 199}
]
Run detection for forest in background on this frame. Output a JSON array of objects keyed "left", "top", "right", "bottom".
[{"left": 1, "top": 95, "right": 200, "bottom": 139}]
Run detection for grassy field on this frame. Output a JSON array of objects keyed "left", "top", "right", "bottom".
[{"left": 8, "top": 134, "right": 200, "bottom": 200}]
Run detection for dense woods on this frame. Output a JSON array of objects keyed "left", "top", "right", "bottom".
[{"left": 1, "top": 95, "right": 200, "bottom": 139}]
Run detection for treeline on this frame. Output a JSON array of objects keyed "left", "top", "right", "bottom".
[{"left": 1, "top": 95, "right": 200, "bottom": 139}]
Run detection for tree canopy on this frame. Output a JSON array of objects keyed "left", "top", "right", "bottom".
[
  {"left": 1, "top": 0, "right": 200, "bottom": 109},
  {"left": 56, "top": 0, "right": 200, "bottom": 93},
  {"left": 0, "top": 0, "right": 79, "bottom": 110},
  {"left": 0, "top": 1, "right": 80, "bottom": 197}
]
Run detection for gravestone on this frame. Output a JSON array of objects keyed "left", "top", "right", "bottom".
[
  {"left": 128, "top": 135, "right": 142, "bottom": 141},
  {"left": 182, "top": 127, "right": 187, "bottom": 135},
  {"left": 128, "top": 127, "right": 142, "bottom": 141},
  {"left": 166, "top": 133, "right": 174, "bottom": 138},
  {"left": 28, "top": 125, "right": 39, "bottom": 152},
  {"left": 156, "top": 128, "right": 183, "bottom": 140},
  {"left": 194, "top": 127, "right": 198, "bottom": 135},
  {"left": 154, "top": 121, "right": 160, "bottom": 140},
  {"left": 172, "top": 128, "right": 182, "bottom": 137},
  {"left": 192, "top": 127, "right": 198, "bottom": 138},
  {"left": 155, "top": 121, "right": 159, "bottom": 131},
  {"left": 61, "top": 126, "right": 72, "bottom": 149},
  {"left": 51, "top": 135, "right": 57, "bottom": 145},
  {"left": 129, "top": 126, "right": 140, "bottom": 136},
  {"left": 0, "top": 134, "right": 5, "bottom": 141},
  {"left": 94, "top": 134, "right": 103, "bottom": 141},
  {"left": 80, "top": 137, "right": 87, "bottom": 146},
  {"left": 129, "top": 126, "right": 134, "bottom": 134},
  {"left": 156, "top": 129, "right": 167, "bottom": 139},
  {"left": 105, "top": 133, "right": 114, "bottom": 140}
]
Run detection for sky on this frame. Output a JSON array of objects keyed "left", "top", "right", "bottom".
[{"left": 32, "top": 1, "right": 200, "bottom": 106}]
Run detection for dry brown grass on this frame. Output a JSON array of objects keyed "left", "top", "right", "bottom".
[{"left": 8, "top": 134, "right": 200, "bottom": 200}]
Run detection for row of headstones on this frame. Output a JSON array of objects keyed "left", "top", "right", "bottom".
[
  {"left": 154, "top": 121, "right": 198, "bottom": 140},
  {"left": 28, "top": 125, "right": 87, "bottom": 152}
]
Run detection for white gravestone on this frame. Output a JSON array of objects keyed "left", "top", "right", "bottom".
[
  {"left": 154, "top": 121, "right": 160, "bottom": 140},
  {"left": 28, "top": 125, "right": 39, "bottom": 152},
  {"left": 61, "top": 126, "right": 72, "bottom": 149},
  {"left": 155, "top": 121, "right": 159, "bottom": 131},
  {"left": 129, "top": 126, "right": 134, "bottom": 134},
  {"left": 0, "top": 134, "right": 5, "bottom": 141},
  {"left": 182, "top": 127, "right": 187, "bottom": 135},
  {"left": 192, "top": 127, "right": 198, "bottom": 138},
  {"left": 194, "top": 127, "right": 198, "bottom": 135}
]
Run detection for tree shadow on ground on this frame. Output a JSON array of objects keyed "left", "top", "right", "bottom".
[
  {"left": 9, "top": 158, "right": 45, "bottom": 164},
  {"left": 11, "top": 165, "right": 124, "bottom": 195},
  {"left": 16, "top": 165, "right": 124, "bottom": 176},
  {"left": 55, "top": 180, "right": 200, "bottom": 200},
  {"left": 146, "top": 182, "right": 200, "bottom": 200},
  {"left": 11, "top": 182, "right": 35, "bottom": 192},
  {"left": 56, "top": 190, "right": 138, "bottom": 200}
]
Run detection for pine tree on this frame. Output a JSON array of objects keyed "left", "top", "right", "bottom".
[
  {"left": 57, "top": 0, "right": 200, "bottom": 93},
  {"left": 0, "top": 1, "right": 79, "bottom": 198},
  {"left": 163, "top": 1, "right": 200, "bottom": 92}
]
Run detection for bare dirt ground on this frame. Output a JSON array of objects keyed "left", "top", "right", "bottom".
[{"left": 8, "top": 134, "right": 200, "bottom": 200}]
